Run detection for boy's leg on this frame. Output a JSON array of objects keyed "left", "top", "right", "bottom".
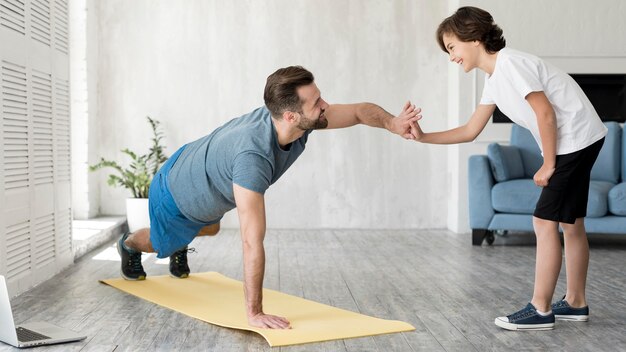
[
  {"left": 560, "top": 218, "right": 589, "bottom": 307},
  {"left": 530, "top": 216, "right": 562, "bottom": 313},
  {"left": 495, "top": 216, "right": 559, "bottom": 330}
]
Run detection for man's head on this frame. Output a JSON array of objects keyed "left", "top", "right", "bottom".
[{"left": 264, "top": 66, "right": 328, "bottom": 130}]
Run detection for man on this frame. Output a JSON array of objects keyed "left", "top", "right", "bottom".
[{"left": 117, "top": 66, "right": 420, "bottom": 329}]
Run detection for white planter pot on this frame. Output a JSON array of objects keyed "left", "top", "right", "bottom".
[{"left": 126, "top": 198, "right": 150, "bottom": 233}]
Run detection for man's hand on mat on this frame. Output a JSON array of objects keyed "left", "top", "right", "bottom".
[
  {"left": 248, "top": 312, "right": 291, "bottom": 329},
  {"left": 391, "top": 101, "right": 422, "bottom": 140}
]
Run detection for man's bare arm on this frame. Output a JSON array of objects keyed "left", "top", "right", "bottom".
[
  {"left": 233, "top": 183, "right": 290, "bottom": 329},
  {"left": 324, "top": 101, "right": 421, "bottom": 139}
]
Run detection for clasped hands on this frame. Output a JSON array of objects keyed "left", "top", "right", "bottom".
[{"left": 391, "top": 100, "right": 424, "bottom": 141}]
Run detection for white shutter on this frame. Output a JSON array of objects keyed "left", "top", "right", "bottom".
[
  {"left": 30, "top": 0, "right": 50, "bottom": 47},
  {"left": 33, "top": 212, "right": 54, "bottom": 267},
  {"left": 32, "top": 69, "right": 53, "bottom": 186},
  {"left": 2, "top": 61, "right": 29, "bottom": 191},
  {"left": 1, "top": 0, "right": 71, "bottom": 295},
  {"left": 52, "top": 0, "right": 67, "bottom": 54},
  {"left": 54, "top": 77, "right": 69, "bottom": 182},
  {"left": 5, "top": 220, "right": 30, "bottom": 280},
  {"left": 0, "top": 0, "right": 26, "bottom": 35}
]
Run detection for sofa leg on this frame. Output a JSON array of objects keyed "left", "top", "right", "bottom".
[{"left": 472, "top": 229, "right": 493, "bottom": 246}]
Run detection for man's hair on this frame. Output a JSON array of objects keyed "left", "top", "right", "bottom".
[
  {"left": 436, "top": 6, "right": 506, "bottom": 54},
  {"left": 264, "top": 66, "right": 314, "bottom": 118}
]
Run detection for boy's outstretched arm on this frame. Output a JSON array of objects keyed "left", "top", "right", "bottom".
[
  {"left": 324, "top": 101, "right": 422, "bottom": 139},
  {"left": 410, "top": 104, "right": 496, "bottom": 144}
]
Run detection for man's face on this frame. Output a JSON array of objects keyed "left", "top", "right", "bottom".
[{"left": 295, "top": 83, "right": 329, "bottom": 130}]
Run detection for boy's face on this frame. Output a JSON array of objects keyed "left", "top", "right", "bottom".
[{"left": 442, "top": 33, "right": 480, "bottom": 73}]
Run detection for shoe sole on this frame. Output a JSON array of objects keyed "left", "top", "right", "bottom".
[
  {"left": 495, "top": 318, "right": 555, "bottom": 331},
  {"left": 555, "top": 315, "right": 588, "bottom": 321},
  {"left": 169, "top": 273, "right": 189, "bottom": 279},
  {"left": 117, "top": 239, "right": 146, "bottom": 281}
]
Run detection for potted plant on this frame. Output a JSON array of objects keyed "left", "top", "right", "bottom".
[{"left": 90, "top": 116, "right": 168, "bottom": 232}]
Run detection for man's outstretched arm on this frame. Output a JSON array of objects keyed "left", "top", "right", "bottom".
[
  {"left": 324, "top": 101, "right": 421, "bottom": 139},
  {"left": 233, "top": 183, "right": 290, "bottom": 329}
]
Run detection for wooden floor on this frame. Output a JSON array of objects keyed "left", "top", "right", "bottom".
[{"left": 2, "top": 229, "right": 626, "bottom": 352}]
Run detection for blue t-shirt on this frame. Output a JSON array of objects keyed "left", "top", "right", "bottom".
[{"left": 167, "top": 106, "right": 311, "bottom": 223}]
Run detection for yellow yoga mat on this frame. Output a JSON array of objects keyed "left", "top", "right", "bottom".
[{"left": 100, "top": 272, "right": 414, "bottom": 347}]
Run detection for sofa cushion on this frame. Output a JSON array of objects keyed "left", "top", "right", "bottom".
[
  {"left": 487, "top": 143, "right": 525, "bottom": 182},
  {"left": 491, "top": 179, "right": 613, "bottom": 217},
  {"left": 492, "top": 180, "right": 540, "bottom": 214},
  {"left": 587, "top": 181, "right": 614, "bottom": 218},
  {"left": 510, "top": 125, "right": 543, "bottom": 178},
  {"left": 608, "top": 183, "right": 626, "bottom": 216},
  {"left": 590, "top": 122, "right": 621, "bottom": 184}
]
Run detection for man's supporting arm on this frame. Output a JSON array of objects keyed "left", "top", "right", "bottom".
[{"left": 233, "top": 183, "right": 290, "bottom": 329}]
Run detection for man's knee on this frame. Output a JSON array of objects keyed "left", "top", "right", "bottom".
[{"left": 197, "top": 222, "right": 220, "bottom": 236}]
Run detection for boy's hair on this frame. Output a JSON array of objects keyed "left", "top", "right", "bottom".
[
  {"left": 264, "top": 66, "right": 314, "bottom": 118},
  {"left": 436, "top": 6, "right": 506, "bottom": 54}
]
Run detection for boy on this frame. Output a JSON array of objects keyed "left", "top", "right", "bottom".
[{"left": 411, "top": 6, "right": 606, "bottom": 330}]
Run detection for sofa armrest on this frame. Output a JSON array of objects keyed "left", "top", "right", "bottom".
[{"left": 468, "top": 155, "right": 495, "bottom": 229}]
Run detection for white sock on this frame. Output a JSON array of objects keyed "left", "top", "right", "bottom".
[{"left": 536, "top": 309, "right": 552, "bottom": 316}]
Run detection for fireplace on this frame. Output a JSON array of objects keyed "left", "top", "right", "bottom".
[{"left": 493, "top": 73, "right": 626, "bottom": 123}]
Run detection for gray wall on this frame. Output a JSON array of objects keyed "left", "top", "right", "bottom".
[
  {"left": 93, "top": 0, "right": 449, "bottom": 229},
  {"left": 89, "top": 0, "right": 626, "bottom": 231}
]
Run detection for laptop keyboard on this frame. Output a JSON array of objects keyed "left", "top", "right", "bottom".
[{"left": 16, "top": 326, "right": 51, "bottom": 342}]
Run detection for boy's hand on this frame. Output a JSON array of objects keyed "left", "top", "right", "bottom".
[
  {"left": 390, "top": 101, "right": 422, "bottom": 139},
  {"left": 533, "top": 164, "right": 555, "bottom": 187},
  {"left": 409, "top": 117, "right": 425, "bottom": 142}
]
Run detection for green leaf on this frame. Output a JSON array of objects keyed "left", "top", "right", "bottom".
[{"left": 89, "top": 117, "right": 169, "bottom": 198}]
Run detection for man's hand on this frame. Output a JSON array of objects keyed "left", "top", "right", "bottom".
[
  {"left": 533, "top": 163, "right": 555, "bottom": 187},
  {"left": 248, "top": 312, "right": 291, "bottom": 329},
  {"left": 388, "top": 101, "right": 422, "bottom": 139}
]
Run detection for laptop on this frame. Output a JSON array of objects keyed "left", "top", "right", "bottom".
[{"left": 0, "top": 275, "right": 87, "bottom": 348}]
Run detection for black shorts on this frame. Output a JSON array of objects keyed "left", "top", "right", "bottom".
[{"left": 533, "top": 138, "right": 605, "bottom": 224}]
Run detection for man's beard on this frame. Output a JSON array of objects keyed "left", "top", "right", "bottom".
[{"left": 297, "top": 112, "right": 328, "bottom": 130}]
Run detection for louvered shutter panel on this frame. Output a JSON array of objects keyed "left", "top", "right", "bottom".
[
  {"left": 1, "top": 0, "right": 71, "bottom": 295},
  {"left": 0, "top": 0, "right": 26, "bottom": 35}
]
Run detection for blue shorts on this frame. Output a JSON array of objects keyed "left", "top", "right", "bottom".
[{"left": 149, "top": 145, "right": 215, "bottom": 258}]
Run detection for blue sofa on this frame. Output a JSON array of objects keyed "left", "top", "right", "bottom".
[{"left": 468, "top": 122, "right": 626, "bottom": 245}]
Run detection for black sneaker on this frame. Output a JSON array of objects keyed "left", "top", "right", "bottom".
[
  {"left": 169, "top": 247, "right": 193, "bottom": 278},
  {"left": 117, "top": 233, "right": 146, "bottom": 280},
  {"left": 552, "top": 296, "right": 589, "bottom": 321},
  {"left": 494, "top": 303, "right": 555, "bottom": 331}
]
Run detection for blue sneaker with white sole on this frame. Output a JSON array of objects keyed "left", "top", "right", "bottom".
[
  {"left": 495, "top": 303, "right": 555, "bottom": 331},
  {"left": 552, "top": 297, "right": 589, "bottom": 321}
]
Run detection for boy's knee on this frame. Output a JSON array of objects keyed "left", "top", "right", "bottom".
[{"left": 560, "top": 218, "right": 585, "bottom": 233}]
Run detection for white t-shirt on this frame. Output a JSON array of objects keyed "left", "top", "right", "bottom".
[{"left": 480, "top": 48, "right": 607, "bottom": 155}]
